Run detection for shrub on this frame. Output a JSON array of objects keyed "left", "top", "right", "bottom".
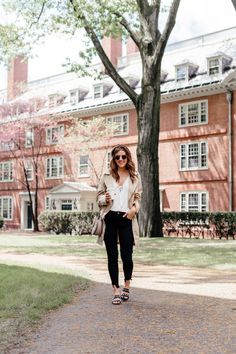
[
  {"left": 0, "top": 216, "right": 3, "bottom": 229},
  {"left": 38, "top": 211, "right": 98, "bottom": 235},
  {"left": 162, "top": 211, "right": 236, "bottom": 239}
]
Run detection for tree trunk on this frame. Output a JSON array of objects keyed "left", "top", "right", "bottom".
[
  {"left": 33, "top": 165, "right": 39, "bottom": 232},
  {"left": 136, "top": 81, "right": 163, "bottom": 237}
]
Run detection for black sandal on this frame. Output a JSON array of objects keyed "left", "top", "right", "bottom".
[
  {"left": 121, "top": 288, "right": 130, "bottom": 301},
  {"left": 112, "top": 295, "right": 122, "bottom": 305}
]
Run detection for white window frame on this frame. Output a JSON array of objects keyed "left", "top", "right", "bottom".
[
  {"left": 106, "top": 113, "right": 129, "bottom": 136},
  {"left": 25, "top": 159, "right": 33, "bottom": 181},
  {"left": 179, "top": 100, "right": 208, "bottom": 127},
  {"left": 106, "top": 152, "right": 112, "bottom": 172},
  {"left": 87, "top": 201, "right": 94, "bottom": 211},
  {"left": 93, "top": 84, "right": 103, "bottom": 99},
  {"left": 46, "top": 156, "right": 64, "bottom": 179},
  {"left": 61, "top": 199, "right": 73, "bottom": 211},
  {"left": 208, "top": 58, "right": 220, "bottom": 76},
  {"left": 0, "top": 141, "right": 14, "bottom": 151},
  {"left": 176, "top": 65, "right": 188, "bottom": 82},
  {"left": 45, "top": 196, "right": 50, "bottom": 210},
  {"left": 25, "top": 129, "right": 34, "bottom": 148},
  {"left": 180, "top": 191, "right": 208, "bottom": 212},
  {"left": 46, "top": 125, "right": 64, "bottom": 145},
  {"left": 0, "top": 196, "right": 13, "bottom": 220},
  {"left": 78, "top": 155, "right": 89, "bottom": 177},
  {"left": 0, "top": 161, "right": 13, "bottom": 182},
  {"left": 70, "top": 90, "right": 79, "bottom": 105},
  {"left": 180, "top": 141, "right": 208, "bottom": 171}
]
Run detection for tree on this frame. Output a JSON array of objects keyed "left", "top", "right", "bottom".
[
  {"left": 0, "top": 98, "right": 58, "bottom": 232},
  {"left": 3, "top": 0, "right": 181, "bottom": 237},
  {"left": 57, "top": 115, "right": 120, "bottom": 187}
]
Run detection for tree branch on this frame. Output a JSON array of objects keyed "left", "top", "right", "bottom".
[
  {"left": 29, "top": 1, "right": 46, "bottom": 29},
  {"left": 114, "top": 11, "right": 141, "bottom": 50},
  {"left": 153, "top": 0, "right": 181, "bottom": 67},
  {"left": 69, "top": 0, "right": 138, "bottom": 106}
]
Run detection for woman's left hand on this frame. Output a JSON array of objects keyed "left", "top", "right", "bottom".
[{"left": 123, "top": 206, "right": 136, "bottom": 220}]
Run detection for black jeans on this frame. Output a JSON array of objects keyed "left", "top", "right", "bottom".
[{"left": 104, "top": 211, "right": 134, "bottom": 288}]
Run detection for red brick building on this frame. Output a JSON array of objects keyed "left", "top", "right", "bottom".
[{"left": 0, "top": 27, "right": 236, "bottom": 230}]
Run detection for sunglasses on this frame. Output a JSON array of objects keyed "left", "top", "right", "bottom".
[{"left": 115, "top": 155, "right": 127, "bottom": 161}]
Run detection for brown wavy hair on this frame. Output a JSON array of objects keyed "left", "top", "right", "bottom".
[{"left": 110, "top": 144, "right": 136, "bottom": 183}]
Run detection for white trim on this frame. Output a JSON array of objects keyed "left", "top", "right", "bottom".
[
  {"left": 178, "top": 99, "right": 208, "bottom": 127},
  {"left": 78, "top": 155, "right": 89, "bottom": 178},
  {"left": 45, "top": 156, "right": 64, "bottom": 179},
  {"left": 46, "top": 125, "right": 64, "bottom": 145},
  {"left": 0, "top": 161, "right": 13, "bottom": 182},
  {"left": 180, "top": 191, "right": 209, "bottom": 212},
  {"left": 179, "top": 141, "right": 208, "bottom": 171},
  {"left": 106, "top": 113, "right": 129, "bottom": 136},
  {"left": 0, "top": 196, "right": 13, "bottom": 220}
]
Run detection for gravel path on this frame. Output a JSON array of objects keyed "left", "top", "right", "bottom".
[{"left": 10, "top": 283, "right": 236, "bottom": 354}]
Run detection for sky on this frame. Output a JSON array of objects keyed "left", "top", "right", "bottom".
[{"left": 0, "top": 0, "right": 236, "bottom": 90}]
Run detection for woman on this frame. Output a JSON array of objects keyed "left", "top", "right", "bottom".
[{"left": 96, "top": 144, "right": 142, "bottom": 305}]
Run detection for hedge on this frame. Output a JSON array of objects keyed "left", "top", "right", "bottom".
[
  {"left": 38, "top": 211, "right": 98, "bottom": 235},
  {"left": 162, "top": 211, "right": 236, "bottom": 239},
  {"left": 0, "top": 216, "right": 3, "bottom": 229}
]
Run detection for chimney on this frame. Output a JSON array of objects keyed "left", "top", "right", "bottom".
[
  {"left": 102, "top": 37, "right": 122, "bottom": 68},
  {"left": 127, "top": 37, "right": 139, "bottom": 55},
  {"left": 7, "top": 56, "right": 28, "bottom": 101}
]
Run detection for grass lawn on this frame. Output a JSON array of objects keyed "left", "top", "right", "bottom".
[
  {"left": 0, "top": 233, "right": 236, "bottom": 269},
  {"left": 0, "top": 264, "right": 89, "bottom": 353}
]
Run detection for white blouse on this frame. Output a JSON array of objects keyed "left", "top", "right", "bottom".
[{"left": 109, "top": 177, "right": 130, "bottom": 212}]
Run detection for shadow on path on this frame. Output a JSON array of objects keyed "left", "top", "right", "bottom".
[{"left": 11, "top": 282, "right": 236, "bottom": 354}]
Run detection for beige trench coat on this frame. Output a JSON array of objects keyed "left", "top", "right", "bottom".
[{"left": 96, "top": 172, "right": 142, "bottom": 246}]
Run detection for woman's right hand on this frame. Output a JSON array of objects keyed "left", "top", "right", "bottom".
[{"left": 105, "top": 192, "right": 112, "bottom": 204}]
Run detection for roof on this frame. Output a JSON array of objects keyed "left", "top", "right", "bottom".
[
  {"left": 49, "top": 182, "right": 96, "bottom": 194},
  {"left": 1, "top": 26, "right": 236, "bottom": 116}
]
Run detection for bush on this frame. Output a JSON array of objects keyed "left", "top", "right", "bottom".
[
  {"left": 38, "top": 211, "right": 98, "bottom": 235},
  {"left": 0, "top": 216, "right": 3, "bottom": 229},
  {"left": 162, "top": 211, "right": 236, "bottom": 239}
]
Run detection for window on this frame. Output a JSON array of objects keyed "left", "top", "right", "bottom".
[
  {"left": 180, "top": 192, "right": 208, "bottom": 212},
  {"left": 0, "top": 161, "right": 13, "bottom": 182},
  {"left": 25, "top": 160, "right": 33, "bottom": 180},
  {"left": 107, "top": 114, "right": 129, "bottom": 135},
  {"left": 25, "top": 129, "right": 34, "bottom": 147},
  {"left": 46, "top": 125, "right": 64, "bottom": 144},
  {"left": 0, "top": 196, "right": 13, "bottom": 219},
  {"left": 93, "top": 84, "right": 103, "bottom": 99},
  {"left": 61, "top": 199, "right": 73, "bottom": 211},
  {"left": 87, "top": 202, "right": 94, "bottom": 211},
  {"left": 106, "top": 152, "right": 112, "bottom": 172},
  {"left": 79, "top": 155, "right": 89, "bottom": 177},
  {"left": 208, "top": 58, "right": 220, "bottom": 75},
  {"left": 46, "top": 157, "right": 64, "bottom": 178},
  {"left": 180, "top": 142, "right": 207, "bottom": 170},
  {"left": 179, "top": 100, "right": 208, "bottom": 127},
  {"left": 70, "top": 89, "right": 87, "bottom": 104},
  {"left": 176, "top": 66, "right": 187, "bottom": 82},
  {"left": 45, "top": 196, "right": 50, "bottom": 210},
  {"left": 48, "top": 94, "right": 65, "bottom": 107},
  {"left": 0, "top": 141, "right": 14, "bottom": 151}
]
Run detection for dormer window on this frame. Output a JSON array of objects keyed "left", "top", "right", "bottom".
[
  {"left": 70, "top": 88, "right": 88, "bottom": 105},
  {"left": 175, "top": 61, "right": 199, "bottom": 83},
  {"left": 176, "top": 66, "right": 187, "bottom": 82},
  {"left": 119, "top": 75, "right": 139, "bottom": 93},
  {"left": 48, "top": 94, "right": 65, "bottom": 108},
  {"left": 207, "top": 52, "right": 232, "bottom": 76},
  {"left": 93, "top": 82, "right": 113, "bottom": 99}
]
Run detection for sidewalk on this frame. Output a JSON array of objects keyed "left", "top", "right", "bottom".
[
  {"left": 0, "top": 252, "right": 235, "bottom": 300},
  {"left": 10, "top": 282, "right": 236, "bottom": 354}
]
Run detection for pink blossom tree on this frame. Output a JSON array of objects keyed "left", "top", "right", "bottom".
[
  {"left": 57, "top": 115, "right": 118, "bottom": 187},
  {"left": 0, "top": 98, "right": 58, "bottom": 231}
]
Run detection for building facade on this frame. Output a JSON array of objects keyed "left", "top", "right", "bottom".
[{"left": 0, "top": 27, "right": 236, "bottom": 230}]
